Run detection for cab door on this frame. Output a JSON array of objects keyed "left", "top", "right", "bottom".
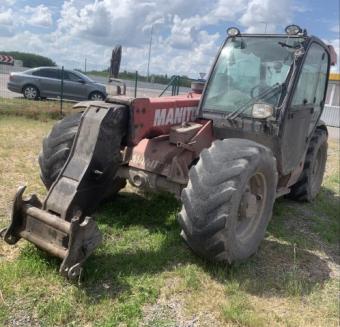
[{"left": 280, "top": 42, "right": 329, "bottom": 175}]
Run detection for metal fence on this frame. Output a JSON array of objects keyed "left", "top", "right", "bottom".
[
  {"left": 0, "top": 64, "right": 339, "bottom": 128},
  {"left": 0, "top": 64, "right": 190, "bottom": 95},
  {"left": 321, "top": 106, "right": 340, "bottom": 128},
  {"left": 0, "top": 64, "right": 190, "bottom": 118}
]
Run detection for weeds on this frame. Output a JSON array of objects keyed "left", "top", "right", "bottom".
[
  {"left": 0, "top": 97, "right": 75, "bottom": 121},
  {"left": 0, "top": 116, "right": 339, "bottom": 326},
  {"left": 282, "top": 243, "right": 304, "bottom": 297},
  {"left": 222, "top": 281, "right": 266, "bottom": 327}
]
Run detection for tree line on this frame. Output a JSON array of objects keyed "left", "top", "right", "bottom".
[
  {"left": 0, "top": 51, "right": 193, "bottom": 87},
  {"left": 0, "top": 51, "right": 56, "bottom": 68},
  {"left": 86, "top": 69, "right": 193, "bottom": 87}
]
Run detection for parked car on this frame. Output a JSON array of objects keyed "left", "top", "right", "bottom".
[{"left": 7, "top": 67, "right": 107, "bottom": 101}]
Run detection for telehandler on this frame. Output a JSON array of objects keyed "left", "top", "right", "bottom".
[{"left": 2, "top": 25, "right": 337, "bottom": 279}]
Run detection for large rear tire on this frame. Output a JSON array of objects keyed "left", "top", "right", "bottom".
[
  {"left": 178, "top": 139, "right": 278, "bottom": 263},
  {"left": 289, "top": 129, "right": 328, "bottom": 202},
  {"left": 38, "top": 112, "right": 126, "bottom": 195}
]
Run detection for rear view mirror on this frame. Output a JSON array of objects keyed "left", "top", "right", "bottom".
[{"left": 78, "top": 79, "right": 85, "bottom": 84}]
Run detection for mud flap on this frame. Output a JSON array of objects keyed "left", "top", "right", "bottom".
[{"left": 2, "top": 103, "right": 128, "bottom": 279}]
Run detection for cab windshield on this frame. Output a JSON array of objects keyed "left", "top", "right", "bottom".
[{"left": 202, "top": 36, "right": 304, "bottom": 115}]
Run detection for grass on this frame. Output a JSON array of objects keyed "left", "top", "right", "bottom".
[
  {"left": 0, "top": 97, "right": 76, "bottom": 121},
  {"left": 222, "top": 281, "right": 267, "bottom": 327},
  {"left": 0, "top": 115, "right": 339, "bottom": 326}
]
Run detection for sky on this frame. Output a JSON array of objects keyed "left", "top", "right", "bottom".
[{"left": 0, "top": 0, "right": 339, "bottom": 77}]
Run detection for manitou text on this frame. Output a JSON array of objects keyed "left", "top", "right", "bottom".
[{"left": 153, "top": 107, "right": 198, "bottom": 126}]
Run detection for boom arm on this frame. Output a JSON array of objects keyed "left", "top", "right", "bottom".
[{"left": 3, "top": 102, "right": 127, "bottom": 279}]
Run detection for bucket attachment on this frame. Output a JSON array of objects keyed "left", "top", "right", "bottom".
[
  {"left": 4, "top": 186, "right": 102, "bottom": 279},
  {"left": 2, "top": 103, "right": 128, "bottom": 279}
]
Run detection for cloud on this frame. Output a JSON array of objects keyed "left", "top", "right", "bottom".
[
  {"left": 207, "top": 0, "right": 247, "bottom": 22},
  {"left": 330, "top": 24, "right": 339, "bottom": 34},
  {"left": 169, "top": 15, "right": 204, "bottom": 49},
  {"left": 24, "top": 4, "right": 53, "bottom": 27},
  {"left": 55, "top": 0, "right": 213, "bottom": 47},
  {"left": 239, "top": 0, "right": 292, "bottom": 33},
  {"left": 0, "top": 30, "right": 45, "bottom": 52},
  {"left": 48, "top": 0, "right": 291, "bottom": 73},
  {"left": 0, "top": 27, "right": 14, "bottom": 37},
  {"left": 2, "top": 0, "right": 16, "bottom": 5},
  {"left": 47, "top": 0, "right": 224, "bottom": 73},
  {"left": 0, "top": 0, "right": 297, "bottom": 76},
  {"left": 0, "top": 8, "right": 13, "bottom": 25},
  {"left": 0, "top": 8, "right": 14, "bottom": 36}
]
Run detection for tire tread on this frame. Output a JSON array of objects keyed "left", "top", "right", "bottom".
[{"left": 178, "top": 139, "right": 277, "bottom": 263}]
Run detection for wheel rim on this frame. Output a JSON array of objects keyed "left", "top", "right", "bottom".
[
  {"left": 24, "top": 87, "right": 37, "bottom": 99},
  {"left": 91, "top": 93, "right": 103, "bottom": 100},
  {"left": 236, "top": 172, "right": 267, "bottom": 244}
]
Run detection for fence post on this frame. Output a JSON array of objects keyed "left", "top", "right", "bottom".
[
  {"left": 176, "top": 76, "right": 180, "bottom": 95},
  {"left": 170, "top": 76, "right": 180, "bottom": 96},
  {"left": 134, "top": 71, "right": 138, "bottom": 98},
  {"left": 60, "top": 66, "right": 64, "bottom": 117}
]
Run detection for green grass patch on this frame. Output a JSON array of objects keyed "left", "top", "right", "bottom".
[
  {"left": 0, "top": 115, "right": 339, "bottom": 326},
  {"left": 308, "top": 190, "right": 339, "bottom": 243},
  {"left": 222, "top": 281, "right": 267, "bottom": 327},
  {"left": 0, "top": 97, "right": 75, "bottom": 121},
  {"left": 0, "top": 304, "right": 8, "bottom": 326}
]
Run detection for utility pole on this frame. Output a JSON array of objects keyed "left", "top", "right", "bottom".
[
  {"left": 260, "top": 21, "right": 268, "bottom": 33},
  {"left": 84, "top": 57, "right": 87, "bottom": 73},
  {"left": 147, "top": 25, "right": 153, "bottom": 82}
]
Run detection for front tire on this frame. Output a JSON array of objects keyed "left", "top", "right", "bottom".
[
  {"left": 289, "top": 129, "right": 328, "bottom": 202},
  {"left": 23, "top": 85, "right": 39, "bottom": 100},
  {"left": 178, "top": 139, "right": 278, "bottom": 263},
  {"left": 38, "top": 112, "right": 126, "bottom": 196}
]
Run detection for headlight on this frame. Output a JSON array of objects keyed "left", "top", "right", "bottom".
[
  {"left": 252, "top": 103, "right": 273, "bottom": 119},
  {"left": 285, "top": 24, "right": 302, "bottom": 35},
  {"left": 227, "top": 27, "right": 240, "bottom": 37}
]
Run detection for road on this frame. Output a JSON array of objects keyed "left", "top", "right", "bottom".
[
  {"left": 328, "top": 126, "right": 340, "bottom": 140},
  {"left": 0, "top": 73, "right": 18, "bottom": 98},
  {"left": 0, "top": 67, "right": 190, "bottom": 99},
  {"left": 1, "top": 67, "right": 339, "bottom": 133},
  {"left": 88, "top": 74, "right": 190, "bottom": 98}
]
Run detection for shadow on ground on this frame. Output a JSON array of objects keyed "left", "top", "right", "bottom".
[
  {"left": 269, "top": 186, "right": 339, "bottom": 265},
  {"left": 72, "top": 190, "right": 334, "bottom": 300}
]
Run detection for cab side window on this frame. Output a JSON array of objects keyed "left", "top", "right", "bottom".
[{"left": 291, "top": 43, "right": 329, "bottom": 108}]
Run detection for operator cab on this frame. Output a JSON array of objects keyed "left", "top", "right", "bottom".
[
  {"left": 200, "top": 25, "right": 335, "bottom": 175},
  {"left": 202, "top": 32, "right": 302, "bottom": 118}
]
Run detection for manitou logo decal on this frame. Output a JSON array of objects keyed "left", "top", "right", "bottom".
[
  {"left": 131, "top": 153, "right": 161, "bottom": 170},
  {"left": 153, "top": 107, "right": 198, "bottom": 126}
]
